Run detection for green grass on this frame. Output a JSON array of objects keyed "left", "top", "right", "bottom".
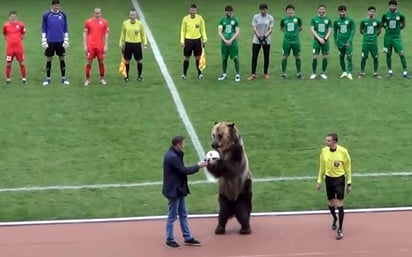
[{"left": 0, "top": 0, "right": 411, "bottom": 222}]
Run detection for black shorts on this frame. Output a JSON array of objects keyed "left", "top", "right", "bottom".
[
  {"left": 123, "top": 42, "right": 143, "bottom": 61},
  {"left": 325, "top": 175, "right": 345, "bottom": 200},
  {"left": 183, "top": 38, "right": 202, "bottom": 57},
  {"left": 45, "top": 42, "right": 65, "bottom": 57}
]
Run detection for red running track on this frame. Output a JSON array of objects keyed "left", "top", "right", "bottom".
[{"left": 0, "top": 211, "right": 410, "bottom": 257}]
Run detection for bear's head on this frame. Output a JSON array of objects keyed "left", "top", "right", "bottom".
[{"left": 211, "top": 121, "right": 241, "bottom": 154}]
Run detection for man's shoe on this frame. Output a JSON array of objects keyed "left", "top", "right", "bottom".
[
  {"left": 339, "top": 72, "right": 348, "bottom": 78},
  {"left": 165, "top": 241, "right": 180, "bottom": 249},
  {"left": 42, "top": 78, "right": 51, "bottom": 86},
  {"left": 336, "top": 229, "right": 343, "bottom": 240},
  {"left": 373, "top": 73, "right": 382, "bottom": 79},
  {"left": 61, "top": 77, "right": 70, "bottom": 85},
  {"left": 331, "top": 219, "right": 337, "bottom": 230},
  {"left": 184, "top": 238, "right": 201, "bottom": 246},
  {"left": 218, "top": 73, "right": 227, "bottom": 81}
]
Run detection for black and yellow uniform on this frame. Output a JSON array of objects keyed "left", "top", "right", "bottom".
[
  {"left": 119, "top": 19, "right": 147, "bottom": 61},
  {"left": 180, "top": 14, "right": 207, "bottom": 57},
  {"left": 317, "top": 145, "right": 351, "bottom": 200},
  {"left": 119, "top": 19, "right": 147, "bottom": 80}
]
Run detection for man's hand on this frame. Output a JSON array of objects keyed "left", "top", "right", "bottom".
[
  {"left": 197, "top": 160, "right": 208, "bottom": 168},
  {"left": 258, "top": 36, "right": 267, "bottom": 45},
  {"left": 181, "top": 43, "right": 185, "bottom": 47},
  {"left": 318, "top": 38, "right": 325, "bottom": 45},
  {"left": 104, "top": 46, "right": 108, "bottom": 53},
  {"left": 346, "top": 184, "right": 352, "bottom": 193},
  {"left": 63, "top": 40, "right": 69, "bottom": 49},
  {"left": 316, "top": 183, "right": 322, "bottom": 191},
  {"left": 41, "top": 41, "right": 48, "bottom": 50}
]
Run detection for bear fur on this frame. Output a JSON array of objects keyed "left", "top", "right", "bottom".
[{"left": 206, "top": 121, "right": 253, "bottom": 235}]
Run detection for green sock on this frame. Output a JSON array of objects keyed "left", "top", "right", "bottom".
[
  {"left": 322, "top": 59, "right": 328, "bottom": 73},
  {"left": 400, "top": 55, "right": 407, "bottom": 71},
  {"left": 386, "top": 54, "right": 392, "bottom": 70},
  {"left": 373, "top": 57, "right": 379, "bottom": 73},
  {"left": 234, "top": 58, "right": 240, "bottom": 74},
  {"left": 296, "top": 58, "right": 301, "bottom": 73},
  {"left": 347, "top": 55, "right": 353, "bottom": 73},
  {"left": 312, "top": 59, "right": 317, "bottom": 73},
  {"left": 360, "top": 57, "right": 367, "bottom": 73},
  {"left": 339, "top": 55, "right": 346, "bottom": 71},
  {"left": 281, "top": 59, "right": 287, "bottom": 73},
  {"left": 222, "top": 58, "right": 228, "bottom": 74}
]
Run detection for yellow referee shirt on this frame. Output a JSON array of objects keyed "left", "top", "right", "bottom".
[
  {"left": 119, "top": 19, "right": 147, "bottom": 47},
  {"left": 180, "top": 14, "right": 207, "bottom": 44},
  {"left": 317, "top": 145, "right": 352, "bottom": 184}
]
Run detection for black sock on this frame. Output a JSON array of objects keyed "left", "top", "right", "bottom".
[
  {"left": 59, "top": 60, "right": 66, "bottom": 77},
  {"left": 183, "top": 60, "right": 189, "bottom": 75},
  {"left": 137, "top": 63, "right": 142, "bottom": 77},
  {"left": 195, "top": 60, "right": 201, "bottom": 75},
  {"left": 46, "top": 61, "right": 52, "bottom": 77},
  {"left": 328, "top": 205, "right": 337, "bottom": 221},
  {"left": 125, "top": 63, "right": 130, "bottom": 78},
  {"left": 337, "top": 206, "right": 344, "bottom": 230}
]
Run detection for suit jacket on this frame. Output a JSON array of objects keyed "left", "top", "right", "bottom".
[{"left": 162, "top": 146, "right": 200, "bottom": 199}]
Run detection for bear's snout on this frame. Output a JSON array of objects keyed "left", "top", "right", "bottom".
[{"left": 211, "top": 142, "right": 219, "bottom": 149}]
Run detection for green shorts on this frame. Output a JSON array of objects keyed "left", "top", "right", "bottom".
[
  {"left": 312, "top": 39, "right": 330, "bottom": 55},
  {"left": 337, "top": 45, "right": 353, "bottom": 56},
  {"left": 361, "top": 43, "right": 379, "bottom": 58},
  {"left": 282, "top": 41, "right": 301, "bottom": 57},
  {"left": 221, "top": 41, "right": 239, "bottom": 60},
  {"left": 383, "top": 36, "right": 404, "bottom": 54}
]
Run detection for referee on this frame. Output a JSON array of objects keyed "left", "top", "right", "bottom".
[
  {"left": 119, "top": 9, "right": 147, "bottom": 82},
  {"left": 180, "top": 4, "right": 207, "bottom": 80},
  {"left": 316, "top": 132, "right": 352, "bottom": 240}
]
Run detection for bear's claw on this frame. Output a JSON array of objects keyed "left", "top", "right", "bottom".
[
  {"left": 215, "top": 226, "right": 226, "bottom": 235},
  {"left": 239, "top": 227, "right": 252, "bottom": 235}
]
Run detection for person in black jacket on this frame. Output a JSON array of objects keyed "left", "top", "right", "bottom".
[{"left": 162, "top": 135, "right": 208, "bottom": 249}]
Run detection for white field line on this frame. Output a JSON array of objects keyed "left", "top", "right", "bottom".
[
  {"left": 0, "top": 206, "right": 411, "bottom": 227},
  {"left": 131, "top": 0, "right": 214, "bottom": 182},
  {"left": 0, "top": 171, "right": 411, "bottom": 193}
]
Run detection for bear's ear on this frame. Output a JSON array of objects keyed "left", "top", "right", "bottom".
[
  {"left": 228, "top": 122, "right": 235, "bottom": 127},
  {"left": 214, "top": 121, "right": 218, "bottom": 125}
]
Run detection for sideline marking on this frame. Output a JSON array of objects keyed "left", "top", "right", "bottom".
[
  {"left": 0, "top": 206, "right": 411, "bottom": 227},
  {"left": 131, "top": 0, "right": 214, "bottom": 182},
  {"left": 1, "top": 171, "right": 411, "bottom": 193}
]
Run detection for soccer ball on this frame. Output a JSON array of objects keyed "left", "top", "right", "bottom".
[{"left": 205, "top": 150, "right": 220, "bottom": 161}]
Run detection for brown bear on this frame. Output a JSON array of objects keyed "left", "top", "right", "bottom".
[{"left": 206, "top": 121, "right": 252, "bottom": 235}]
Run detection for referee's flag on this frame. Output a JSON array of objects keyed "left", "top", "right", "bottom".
[
  {"left": 198, "top": 47, "right": 206, "bottom": 71},
  {"left": 118, "top": 57, "right": 127, "bottom": 77}
]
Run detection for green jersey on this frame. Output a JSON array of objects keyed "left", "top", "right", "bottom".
[
  {"left": 333, "top": 16, "right": 355, "bottom": 45},
  {"left": 310, "top": 15, "right": 332, "bottom": 38},
  {"left": 381, "top": 11, "right": 405, "bottom": 38},
  {"left": 360, "top": 17, "right": 382, "bottom": 44},
  {"left": 280, "top": 15, "right": 303, "bottom": 42},
  {"left": 218, "top": 16, "right": 240, "bottom": 41}
]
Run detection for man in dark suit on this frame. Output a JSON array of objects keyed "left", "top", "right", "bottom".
[{"left": 162, "top": 135, "right": 208, "bottom": 249}]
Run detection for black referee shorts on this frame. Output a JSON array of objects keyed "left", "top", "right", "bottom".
[
  {"left": 325, "top": 175, "right": 346, "bottom": 200},
  {"left": 123, "top": 42, "right": 143, "bottom": 61},
  {"left": 183, "top": 38, "right": 202, "bottom": 57}
]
